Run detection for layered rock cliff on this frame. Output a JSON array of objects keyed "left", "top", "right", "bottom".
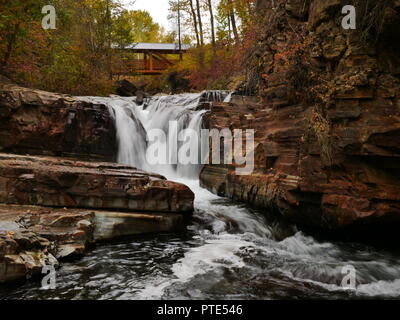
[
  {"left": 0, "top": 82, "right": 194, "bottom": 283},
  {"left": 201, "top": 0, "right": 400, "bottom": 233},
  {"left": 0, "top": 150, "right": 193, "bottom": 282},
  {"left": 0, "top": 83, "right": 117, "bottom": 161}
]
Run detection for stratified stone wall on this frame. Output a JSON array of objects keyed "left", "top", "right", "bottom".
[
  {"left": 201, "top": 0, "right": 400, "bottom": 231},
  {"left": 0, "top": 83, "right": 117, "bottom": 161}
]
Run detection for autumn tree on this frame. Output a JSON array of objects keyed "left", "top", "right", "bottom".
[
  {"left": 207, "top": 0, "right": 216, "bottom": 50},
  {"left": 0, "top": 0, "right": 169, "bottom": 94},
  {"left": 0, "top": 0, "right": 46, "bottom": 70},
  {"left": 188, "top": 0, "right": 200, "bottom": 47},
  {"left": 195, "top": 0, "right": 205, "bottom": 46}
]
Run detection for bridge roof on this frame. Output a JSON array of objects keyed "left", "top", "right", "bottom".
[{"left": 113, "top": 43, "right": 190, "bottom": 54}]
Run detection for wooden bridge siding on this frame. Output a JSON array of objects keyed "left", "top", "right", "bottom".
[{"left": 112, "top": 51, "right": 181, "bottom": 76}]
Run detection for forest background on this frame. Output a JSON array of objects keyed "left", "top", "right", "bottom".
[{"left": 0, "top": 0, "right": 258, "bottom": 95}]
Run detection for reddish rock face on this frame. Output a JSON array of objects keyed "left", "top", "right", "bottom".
[
  {"left": 0, "top": 83, "right": 196, "bottom": 283},
  {"left": 0, "top": 153, "right": 194, "bottom": 214},
  {"left": 201, "top": 1, "right": 400, "bottom": 231},
  {"left": 0, "top": 84, "right": 117, "bottom": 162},
  {"left": 0, "top": 227, "right": 58, "bottom": 283},
  {"left": 0, "top": 151, "right": 194, "bottom": 282}
]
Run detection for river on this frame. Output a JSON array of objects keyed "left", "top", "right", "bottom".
[{"left": 2, "top": 92, "right": 400, "bottom": 300}]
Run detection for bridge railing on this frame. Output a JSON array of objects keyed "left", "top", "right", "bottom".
[{"left": 112, "top": 58, "right": 180, "bottom": 75}]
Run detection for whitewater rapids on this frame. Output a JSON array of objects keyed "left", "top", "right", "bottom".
[{"left": 2, "top": 91, "right": 400, "bottom": 300}]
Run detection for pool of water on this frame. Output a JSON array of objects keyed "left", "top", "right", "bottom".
[{"left": 2, "top": 180, "right": 400, "bottom": 300}]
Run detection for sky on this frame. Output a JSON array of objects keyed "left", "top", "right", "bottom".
[{"left": 121, "top": 0, "right": 171, "bottom": 30}]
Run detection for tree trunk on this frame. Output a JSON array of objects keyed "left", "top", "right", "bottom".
[
  {"left": 189, "top": 0, "right": 200, "bottom": 47},
  {"left": 195, "top": 0, "right": 204, "bottom": 46},
  {"left": 207, "top": 0, "right": 216, "bottom": 50},
  {"left": 230, "top": 10, "right": 239, "bottom": 41},
  {"left": 178, "top": 0, "right": 181, "bottom": 51},
  {"left": 2, "top": 23, "right": 20, "bottom": 68},
  {"left": 227, "top": 0, "right": 239, "bottom": 42},
  {"left": 106, "top": 0, "right": 113, "bottom": 80},
  {"left": 228, "top": 15, "right": 231, "bottom": 40}
]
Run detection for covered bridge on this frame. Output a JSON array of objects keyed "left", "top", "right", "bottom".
[{"left": 112, "top": 43, "right": 190, "bottom": 75}]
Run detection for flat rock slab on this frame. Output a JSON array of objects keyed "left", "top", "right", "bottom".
[{"left": 0, "top": 153, "right": 194, "bottom": 213}]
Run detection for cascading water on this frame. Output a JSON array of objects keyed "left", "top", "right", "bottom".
[
  {"left": 4, "top": 91, "right": 400, "bottom": 300},
  {"left": 82, "top": 91, "right": 227, "bottom": 179}
]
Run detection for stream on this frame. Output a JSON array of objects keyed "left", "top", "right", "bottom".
[{"left": 2, "top": 92, "right": 400, "bottom": 300}]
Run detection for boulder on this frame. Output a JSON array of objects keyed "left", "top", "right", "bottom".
[
  {"left": 0, "top": 229, "right": 58, "bottom": 283},
  {"left": 135, "top": 90, "right": 147, "bottom": 105},
  {"left": 116, "top": 79, "right": 137, "bottom": 97},
  {"left": 0, "top": 84, "right": 117, "bottom": 161},
  {"left": 0, "top": 203, "right": 186, "bottom": 282}
]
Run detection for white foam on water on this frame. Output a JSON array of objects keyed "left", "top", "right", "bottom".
[{"left": 77, "top": 92, "right": 400, "bottom": 300}]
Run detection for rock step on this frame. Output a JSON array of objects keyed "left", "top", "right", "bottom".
[
  {"left": 0, "top": 204, "right": 184, "bottom": 283},
  {"left": 0, "top": 153, "right": 194, "bottom": 214}
]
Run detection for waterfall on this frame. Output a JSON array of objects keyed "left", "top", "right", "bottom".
[
  {"left": 80, "top": 91, "right": 228, "bottom": 179},
  {"left": 7, "top": 92, "right": 400, "bottom": 300}
]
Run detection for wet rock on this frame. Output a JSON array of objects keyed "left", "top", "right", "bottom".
[
  {"left": 0, "top": 153, "right": 194, "bottom": 214},
  {"left": 201, "top": 96, "right": 400, "bottom": 230},
  {"left": 0, "top": 230, "right": 58, "bottom": 283},
  {"left": 0, "top": 84, "right": 117, "bottom": 161},
  {"left": 200, "top": 1, "right": 400, "bottom": 231},
  {"left": 116, "top": 79, "right": 137, "bottom": 97},
  {"left": 93, "top": 211, "right": 184, "bottom": 241},
  {"left": 135, "top": 90, "right": 147, "bottom": 105},
  {"left": 0, "top": 203, "right": 187, "bottom": 282},
  {"left": 0, "top": 205, "right": 94, "bottom": 261}
]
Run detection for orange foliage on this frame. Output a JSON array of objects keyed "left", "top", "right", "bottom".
[{"left": 164, "top": 22, "right": 260, "bottom": 91}]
